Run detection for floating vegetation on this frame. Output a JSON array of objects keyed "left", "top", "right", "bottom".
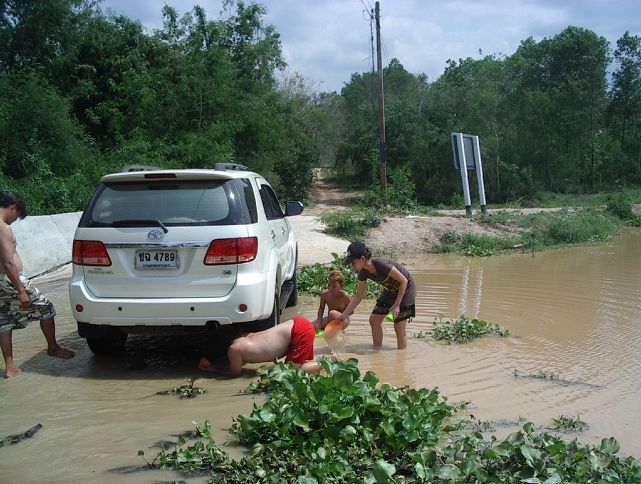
[
  {"left": 426, "top": 314, "right": 510, "bottom": 344},
  {"left": 139, "top": 360, "right": 641, "bottom": 482},
  {"left": 0, "top": 424, "right": 43, "bottom": 447},
  {"left": 513, "top": 369, "right": 560, "bottom": 381},
  {"left": 460, "top": 416, "right": 527, "bottom": 434},
  {"left": 551, "top": 415, "right": 589, "bottom": 433},
  {"left": 513, "top": 369, "right": 602, "bottom": 389},
  {"left": 153, "top": 378, "right": 206, "bottom": 399}
]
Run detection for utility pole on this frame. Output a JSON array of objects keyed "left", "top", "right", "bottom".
[
  {"left": 369, "top": 8, "right": 375, "bottom": 73},
  {"left": 375, "top": 1, "right": 386, "bottom": 193}
]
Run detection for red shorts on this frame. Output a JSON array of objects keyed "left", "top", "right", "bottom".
[{"left": 285, "top": 317, "right": 315, "bottom": 365}]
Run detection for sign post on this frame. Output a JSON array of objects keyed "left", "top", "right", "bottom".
[{"left": 451, "top": 133, "right": 487, "bottom": 216}]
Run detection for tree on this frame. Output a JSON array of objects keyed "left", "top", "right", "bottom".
[
  {"left": 608, "top": 31, "right": 641, "bottom": 182},
  {"left": 0, "top": 0, "right": 95, "bottom": 72}
]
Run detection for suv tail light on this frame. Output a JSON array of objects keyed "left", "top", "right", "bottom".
[
  {"left": 73, "top": 240, "right": 112, "bottom": 266},
  {"left": 204, "top": 237, "right": 258, "bottom": 265}
]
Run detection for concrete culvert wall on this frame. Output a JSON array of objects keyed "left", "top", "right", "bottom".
[{"left": 12, "top": 212, "right": 83, "bottom": 278}]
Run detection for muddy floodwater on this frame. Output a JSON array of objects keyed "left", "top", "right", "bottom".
[{"left": 1, "top": 229, "right": 640, "bottom": 482}]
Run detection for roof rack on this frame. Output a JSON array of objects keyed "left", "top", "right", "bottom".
[
  {"left": 120, "top": 164, "right": 163, "bottom": 172},
  {"left": 214, "top": 162, "right": 249, "bottom": 171}
]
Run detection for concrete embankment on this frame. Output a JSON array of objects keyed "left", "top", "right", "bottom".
[
  {"left": 13, "top": 212, "right": 82, "bottom": 278},
  {"left": 14, "top": 212, "right": 346, "bottom": 279}
]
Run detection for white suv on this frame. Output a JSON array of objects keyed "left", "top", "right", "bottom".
[{"left": 69, "top": 164, "right": 302, "bottom": 355}]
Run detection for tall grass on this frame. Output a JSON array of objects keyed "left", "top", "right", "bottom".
[{"left": 435, "top": 209, "right": 619, "bottom": 256}]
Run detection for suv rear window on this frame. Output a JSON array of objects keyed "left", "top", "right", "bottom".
[{"left": 81, "top": 179, "right": 253, "bottom": 227}]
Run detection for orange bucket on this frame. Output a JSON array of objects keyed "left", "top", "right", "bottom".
[{"left": 323, "top": 320, "right": 342, "bottom": 340}]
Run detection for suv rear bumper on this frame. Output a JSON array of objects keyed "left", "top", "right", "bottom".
[{"left": 69, "top": 275, "right": 272, "bottom": 327}]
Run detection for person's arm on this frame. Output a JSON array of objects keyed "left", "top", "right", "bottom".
[
  {"left": 315, "top": 293, "right": 327, "bottom": 330},
  {"left": 337, "top": 280, "right": 366, "bottom": 321},
  {"left": 387, "top": 267, "right": 408, "bottom": 319},
  {"left": 0, "top": 225, "right": 29, "bottom": 309}
]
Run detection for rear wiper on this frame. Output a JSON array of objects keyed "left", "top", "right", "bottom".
[{"left": 112, "top": 219, "right": 168, "bottom": 233}]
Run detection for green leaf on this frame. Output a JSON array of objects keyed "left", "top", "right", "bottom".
[
  {"left": 332, "top": 404, "right": 355, "bottom": 420},
  {"left": 521, "top": 446, "right": 542, "bottom": 466},
  {"left": 333, "top": 369, "right": 355, "bottom": 389},
  {"left": 292, "top": 410, "right": 310, "bottom": 431},
  {"left": 600, "top": 437, "right": 620, "bottom": 454},
  {"left": 340, "top": 425, "right": 358, "bottom": 440},
  {"left": 259, "top": 407, "right": 275, "bottom": 423},
  {"left": 372, "top": 459, "right": 396, "bottom": 483},
  {"left": 363, "top": 370, "right": 379, "bottom": 387},
  {"left": 380, "top": 421, "right": 395, "bottom": 436},
  {"left": 436, "top": 464, "right": 459, "bottom": 480}
]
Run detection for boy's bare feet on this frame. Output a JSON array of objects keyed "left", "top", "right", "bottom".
[
  {"left": 47, "top": 346, "right": 75, "bottom": 359},
  {"left": 4, "top": 366, "right": 22, "bottom": 378}
]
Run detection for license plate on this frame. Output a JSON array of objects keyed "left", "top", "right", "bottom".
[{"left": 135, "top": 250, "right": 179, "bottom": 269}]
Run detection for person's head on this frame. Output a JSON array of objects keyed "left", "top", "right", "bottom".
[
  {"left": 345, "top": 240, "right": 371, "bottom": 270},
  {"left": 327, "top": 269, "right": 344, "bottom": 291},
  {"left": 0, "top": 192, "right": 28, "bottom": 222}
]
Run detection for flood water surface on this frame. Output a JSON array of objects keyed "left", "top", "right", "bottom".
[{"left": 1, "top": 229, "right": 640, "bottom": 481}]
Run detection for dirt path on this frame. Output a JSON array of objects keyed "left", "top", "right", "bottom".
[
  {"left": 304, "top": 169, "right": 363, "bottom": 216},
  {"left": 304, "top": 169, "right": 516, "bottom": 259}
]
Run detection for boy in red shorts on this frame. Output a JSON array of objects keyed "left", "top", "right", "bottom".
[{"left": 199, "top": 316, "right": 319, "bottom": 377}]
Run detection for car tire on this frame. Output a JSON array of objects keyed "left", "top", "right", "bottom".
[
  {"left": 86, "top": 328, "right": 128, "bottom": 355},
  {"left": 285, "top": 268, "right": 298, "bottom": 307}
]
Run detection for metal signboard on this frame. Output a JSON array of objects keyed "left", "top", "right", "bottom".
[{"left": 451, "top": 133, "right": 476, "bottom": 170}]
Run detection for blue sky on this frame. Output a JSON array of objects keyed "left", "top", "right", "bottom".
[{"left": 99, "top": 0, "right": 641, "bottom": 92}]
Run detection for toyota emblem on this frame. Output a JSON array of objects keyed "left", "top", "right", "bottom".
[{"left": 148, "top": 229, "right": 164, "bottom": 241}]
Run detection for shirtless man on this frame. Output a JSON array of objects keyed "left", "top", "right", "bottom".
[
  {"left": 313, "top": 270, "right": 351, "bottom": 331},
  {"left": 198, "top": 316, "right": 320, "bottom": 377},
  {"left": 0, "top": 193, "right": 75, "bottom": 378}
]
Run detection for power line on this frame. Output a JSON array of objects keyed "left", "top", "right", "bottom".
[{"left": 359, "top": 0, "right": 373, "bottom": 12}]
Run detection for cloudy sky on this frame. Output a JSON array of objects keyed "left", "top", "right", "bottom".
[{"left": 100, "top": 0, "right": 640, "bottom": 92}]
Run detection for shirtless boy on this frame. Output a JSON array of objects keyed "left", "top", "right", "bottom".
[
  {"left": 0, "top": 193, "right": 75, "bottom": 378},
  {"left": 198, "top": 316, "right": 320, "bottom": 377},
  {"left": 313, "top": 270, "right": 351, "bottom": 331}
]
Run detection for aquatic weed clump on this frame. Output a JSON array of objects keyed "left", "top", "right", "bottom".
[
  {"left": 429, "top": 314, "right": 510, "bottom": 344},
  {"left": 143, "top": 360, "right": 641, "bottom": 482}
]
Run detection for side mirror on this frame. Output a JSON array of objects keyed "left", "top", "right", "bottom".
[{"left": 285, "top": 201, "right": 304, "bottom": 217}]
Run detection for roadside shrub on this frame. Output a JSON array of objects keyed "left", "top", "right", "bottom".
[
  {"left": 433, "top": 231, "right": 518, "bottom": 256},
  {"left": 545, "top": 209, "right": 617, "bottom": 244},
  {"left": 606, "top": 192, "right": 641, "bottom": 226},
  {"left": 432, "top": 230, "right": 461, "bottom": 253},
  {"left": 606, "top": 192, "right": 635, "bottom": 220},
  {"left": 321, "top": 207, "right": 381, "bottom": 240},
  {"left": 363, "top": 165, "right": 418, "bottom": 213}
]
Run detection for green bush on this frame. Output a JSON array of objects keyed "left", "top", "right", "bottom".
[
  {"left": 606, "top": 192, "right": 635, "bottom": 220},
  {"left": 545, "top": 209, "right": 617, "bottom": 244},
  {"left": 434, "top": 231, "right": 518, "bottom": 256},
  {"left": 320, "top": 207, "right": 381, "bottom": 240}
]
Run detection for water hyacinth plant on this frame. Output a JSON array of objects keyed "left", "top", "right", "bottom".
[
  {"left": 141, "top": 360, "right": 641, "bottom": 482},
  {"left": 428, "top": 314, "right": 510, "bottom": 344}
]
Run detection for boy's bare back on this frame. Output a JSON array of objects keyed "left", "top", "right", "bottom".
[{"left": 231, "top": 321, "right": 293, "bottom": 363}]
